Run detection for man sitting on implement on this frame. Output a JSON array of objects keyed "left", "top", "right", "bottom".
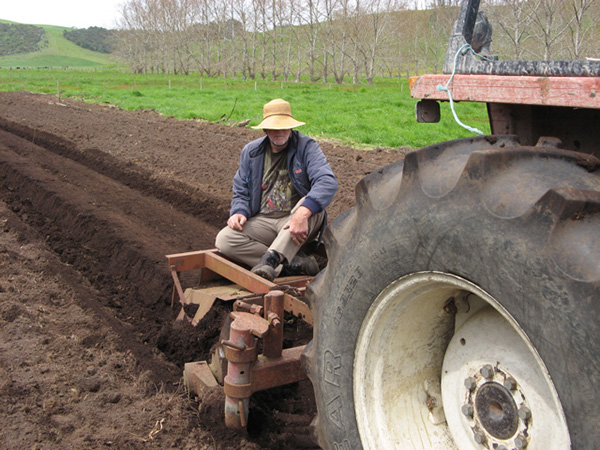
[{"left": 215, "top": 98, "right": 338, "bottom": 281}]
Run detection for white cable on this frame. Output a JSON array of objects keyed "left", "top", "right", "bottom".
[{"left": 436, "top": 43, "right": 486, "bottom": 136}]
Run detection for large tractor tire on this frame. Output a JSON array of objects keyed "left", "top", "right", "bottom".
[{"left": 305, "top": 136, "right": 600, "bottom": 450}]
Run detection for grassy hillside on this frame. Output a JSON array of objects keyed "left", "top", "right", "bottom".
[{"left": 0, "top": 19, "right": 110, "bottom": 68}]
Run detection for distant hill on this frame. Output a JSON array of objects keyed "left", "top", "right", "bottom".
[{"left": 0, "top": 19, "right": 111, "bottom": 68}]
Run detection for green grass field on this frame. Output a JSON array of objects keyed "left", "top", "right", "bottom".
[{"left": 0, "top": 68, "right": 489, "bottom": 149}]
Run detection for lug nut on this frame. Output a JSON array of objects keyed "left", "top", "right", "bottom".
[
  {"left": 515, "top": 433, "right": 529, "bottom": 448},
  {"left": 504, "top": 377, "right": 517, "bottom": 391},
  {"left": 518, "top": 406, "right": 532, "bottom": 421},
  {"left": 480, "top": 365, "right": 494, "bottom": 379},
  {"left": 473, "top": 430, "right": 486, "bottom": 445},
  {"left": 464, "top": 376, "right": 477, "bottom": 391},
  {"left": 461, "top": 403, "right": 474, "bottom": 417}
]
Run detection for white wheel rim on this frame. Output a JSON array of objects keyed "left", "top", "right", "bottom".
[{"left": 353, "top": 272, "right": 570, "bottom": 449}]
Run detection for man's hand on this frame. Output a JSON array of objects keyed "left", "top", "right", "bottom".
[
  {"left": 284, "top": 206, "right": 312, "bottom": 246},
  {"left": 227, "top": 213, "right": 247, "bottom": 231}
]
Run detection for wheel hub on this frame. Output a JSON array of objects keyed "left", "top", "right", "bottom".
[
  {"left": 460, "top": 365, "right": 530, "bottom": 448},
  {"left": 442, "top": 297, "right": 570, "bottom": 449},
  {"left": 475, "top": 382, "right": 519, "bottom": 440}
]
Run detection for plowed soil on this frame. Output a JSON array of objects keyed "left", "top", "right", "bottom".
[{"left": 0, "top": 91, "right": 408, "bottom": 450}]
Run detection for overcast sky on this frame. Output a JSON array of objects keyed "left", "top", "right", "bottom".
[{"left": 2, "top": 0, "right": 123, "bottom": 29}]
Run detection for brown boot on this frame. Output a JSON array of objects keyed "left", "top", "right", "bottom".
[{"left": 251, "top": 250, "right": 281, "bottom": 281}]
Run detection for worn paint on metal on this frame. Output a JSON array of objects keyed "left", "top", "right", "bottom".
[{"left": 410, "top": 74, "right": 600, "bottom": 109}]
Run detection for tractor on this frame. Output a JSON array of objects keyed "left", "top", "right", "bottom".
[{"left": 168, "top": 0, "right": 599, "bottom": 448}]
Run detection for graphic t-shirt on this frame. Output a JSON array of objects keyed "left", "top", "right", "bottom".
[{"left": 260, "top": 149, "right": 300, "bottom": 214}]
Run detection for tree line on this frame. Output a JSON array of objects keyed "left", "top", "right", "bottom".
[
  {"left": 114, "top": 0, "right": 599, "bottom": 81},
  {"left": 63, "top": 27, "right": 117, "bottom": 54},
  {"left": 0, "top": 23, "right": 46, "bottom": 56}
]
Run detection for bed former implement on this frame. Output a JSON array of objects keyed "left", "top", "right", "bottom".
[{"left": 166, "top": 249, "right": 314, "bottom": 430}]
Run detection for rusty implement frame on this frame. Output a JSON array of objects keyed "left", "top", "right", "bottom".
[
  {"left": 166, "top": 249, "right": 314, "bottom": 430},
  {"left": 409, "top": 74, "right": 600, "bottom": 109},
  {"left": 167, "top": 249, "right": 313, "bottom": 324}
]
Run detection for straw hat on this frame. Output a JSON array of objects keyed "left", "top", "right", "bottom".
[{"left": 252, "top": 98, "right": 305, "bottom": 130}]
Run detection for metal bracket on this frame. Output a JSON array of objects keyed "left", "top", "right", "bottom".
[{"left": 416, "top": 100, "right": 441, "bottom": 123}]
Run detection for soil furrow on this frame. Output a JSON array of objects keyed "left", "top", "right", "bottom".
[
  {"left": 0, "top": 116, "right": 230, "bottom": 229},
  {"left": 0, "top": 128, "right": 223, "bottom": 369}
]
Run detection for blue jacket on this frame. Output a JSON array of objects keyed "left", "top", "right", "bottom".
[{"left": 230, "top": 130, "right": 338, "bottom": 219}]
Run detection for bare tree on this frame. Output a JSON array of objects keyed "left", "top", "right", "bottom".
[
  {"left": 528, "top": 0, "right": 574, "bottom": 59},
  {"left": 431, "top": 6, "right": 455, "bottom": 71},
  {"left": 425, "top": 0, "right": 460, "bottom": 7},
  {"left": 117, "top": 0, "right": 204, "bottom": 74},
  {"left": 118, "top": 0, "right": 171, "bottom": 73},
  {"left": 191, "top": 0, "right": 217, "bottom": 76},
  {"left": 490, "top": 0, "right": 535, "bottom": 60},
  {"left": 326, "top": 0, "right": 352, "bottom": 84},
  {"left": 567, "top": 0, "right": 597, "bottom": 58},
  {"left": 356, "top": 0, "right": 399, "bottom": 84},
  {"left": 303, "top": 0, "right": 325, "bottom": 82},
  {"left": 115, "top": 0, "right": 599, "bottom": 79},
  {"left": 116, "top": 2, "right": 149, "bottom": 73},
  {"left": 346, "top": 0, "right": 363, "bottom": 83},
  {"left": 285, "top": 0, "right": 307, "bottom": 81},
  {"left": 270, "top": 0, "right": 287, "bottom": 81},
  {"left": 275, "top": 0, "right": 299, "bottom": 81},
  {"left": 412, "top": 5, "right": 453, "bottom": 73},
  {"left": 165, "top": 0, "right": 201, "bottom": 74},
  {"left": 250, "top": 0, "right": 270, "bottom": 79},
  {"left": 230, "top": 0, "right": 253, "bottom": 79}
]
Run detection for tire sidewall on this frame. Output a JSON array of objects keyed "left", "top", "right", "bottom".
[{"left": 311, "top": 180, "right": 598, "bottom": 449}]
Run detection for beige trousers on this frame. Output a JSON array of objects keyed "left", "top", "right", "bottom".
[{"left": 215, "top": 200, "right": 325, "bottom": 270}]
